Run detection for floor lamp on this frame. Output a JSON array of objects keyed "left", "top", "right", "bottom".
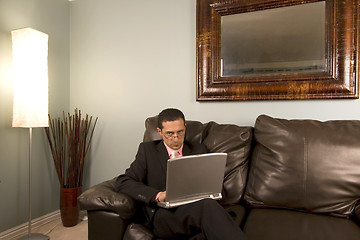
[{"left": 12, "top": 28, "right": 50, "bottom": 240}]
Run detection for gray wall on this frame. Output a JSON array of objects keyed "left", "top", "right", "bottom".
[
  {"left": 0, "top": 0, "right": 69, "bottom": 232},
  {"left": 70, "top": 0, "right": 360, "bottom": 191}
]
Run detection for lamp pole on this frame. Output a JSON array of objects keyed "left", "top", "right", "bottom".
[{"left": 17, "top": 128, "right": 49, "bottom": 240}]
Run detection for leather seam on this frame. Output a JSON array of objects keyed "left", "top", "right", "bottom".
[{"left": 303, "top": 137, "right": 308, "bottom": 209}]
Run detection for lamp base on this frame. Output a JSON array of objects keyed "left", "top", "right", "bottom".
[{"left": 17, "top": 233, "right": 49, "bottom": 240}]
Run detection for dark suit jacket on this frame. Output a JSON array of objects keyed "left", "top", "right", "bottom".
[{"left": 115, "top": 140, "right": 207, "bottom": 225}]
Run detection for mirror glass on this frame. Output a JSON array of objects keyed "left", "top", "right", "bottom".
[{"left": 221, "top": 1, "right": 325, "bottom": 76}]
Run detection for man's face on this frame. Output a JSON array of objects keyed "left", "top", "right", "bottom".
[{"left": 157, "top": 119, "right": 186, "bottom": 150}]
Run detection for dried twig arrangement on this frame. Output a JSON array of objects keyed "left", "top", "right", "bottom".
[{"left": 45, "top": 109, "right": 98, "bottom": 188}]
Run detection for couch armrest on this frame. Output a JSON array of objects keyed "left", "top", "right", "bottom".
[{"left": 78, "top": 178, "right": 136, "bottom": 220}]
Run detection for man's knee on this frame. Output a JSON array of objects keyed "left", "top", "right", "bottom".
[
  {"left": 186, "top": 199, "right": 224, "bottom": 217},
  {"left": 197, "top": 198, "right": 222, "bottom": 209}
]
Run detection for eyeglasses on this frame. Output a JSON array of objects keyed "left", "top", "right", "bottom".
[{"left": 162, "top": 129, "right": 185, "bottom": 139}]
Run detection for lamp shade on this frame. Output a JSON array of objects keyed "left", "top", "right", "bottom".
[{"left": 12, "top": 28, "right": 49, "bottom": 128}]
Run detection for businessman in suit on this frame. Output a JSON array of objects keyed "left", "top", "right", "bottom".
[{"left": 115, "top": 108, "right": 247, "bottom": 240}]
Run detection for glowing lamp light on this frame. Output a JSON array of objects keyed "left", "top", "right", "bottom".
[{"left": 12, "top": 27, "right": 48, "bottom": 128}]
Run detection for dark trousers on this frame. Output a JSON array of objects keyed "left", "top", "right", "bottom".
[{"left": 152, "top": 199, "right": 248, "bottom": 240}]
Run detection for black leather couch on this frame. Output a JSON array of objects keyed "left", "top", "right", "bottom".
[{"left": 78, "top": 114, "right": 360, "bottom": 240}]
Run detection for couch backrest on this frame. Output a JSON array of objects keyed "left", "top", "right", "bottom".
[
  {"left": 245, "top": 114, "right": 360, "bottom": 217},
  {"left": 143, "top": 116, "right": 253, "bottom": 205}
]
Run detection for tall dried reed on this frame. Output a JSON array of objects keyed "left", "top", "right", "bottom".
[{"left": 45, "top": 109, "right": 98, "bottom": 188}]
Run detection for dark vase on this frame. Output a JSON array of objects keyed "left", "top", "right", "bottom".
[{"left": 60, "top": 186, "right": 82, "bottom": 227}]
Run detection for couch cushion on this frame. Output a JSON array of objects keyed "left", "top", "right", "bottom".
[
  {"left": 224, "top": 204, "right": 247, "bottom": 227},
  {"left": 244, "top": 115, "right": 360, "bottom": 217},
  {"left": 203, "top": 122, "right": 253, "bottom": 205},
  {"left": 244, "top": 208, "right": 360, "bottom": 240}
]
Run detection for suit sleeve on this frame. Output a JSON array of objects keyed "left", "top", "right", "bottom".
[{"left": 115, "top": 143, "right": 159, "bottom": 205}]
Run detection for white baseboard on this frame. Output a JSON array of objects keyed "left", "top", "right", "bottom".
[{"left": 0, "top": 210, "right": 60, "bottom": 240}]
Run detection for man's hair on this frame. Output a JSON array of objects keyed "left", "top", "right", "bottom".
[{"left": 157, "top": 108, "right": 185, "bottom": 129}]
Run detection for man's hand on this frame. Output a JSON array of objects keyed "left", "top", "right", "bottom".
[{"left": 157, "top": 191, "right": 166, "bottom": 202}]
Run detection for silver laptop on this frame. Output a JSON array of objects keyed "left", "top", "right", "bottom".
[{"left": 157, "top": 152, "right": 227, "bottom": 208}]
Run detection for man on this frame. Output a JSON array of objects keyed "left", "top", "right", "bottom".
[{"left": 115, "top": 108, "right": 247, "bottom": 240}]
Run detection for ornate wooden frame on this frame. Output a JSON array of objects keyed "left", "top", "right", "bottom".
[{"left": 196, "top": 0, "right": 359, "bottom": 101}]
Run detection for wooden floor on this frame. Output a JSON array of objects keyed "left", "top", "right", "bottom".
[{"left": 9, "top": 217, "right": 88, "bottom": 240}]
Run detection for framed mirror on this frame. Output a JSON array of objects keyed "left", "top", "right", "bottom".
[{"left": 196, "top": 0, "right": 359, "bottom": 101}]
